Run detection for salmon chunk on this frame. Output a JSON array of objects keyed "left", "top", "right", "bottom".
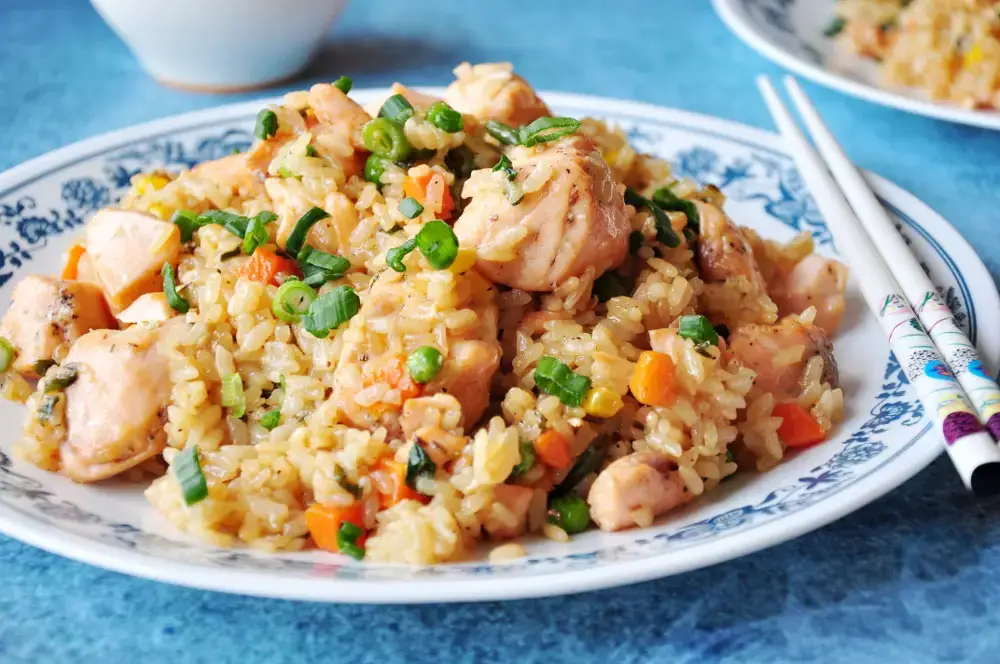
[
  {"left": 425, "top": 339, "right": 501, "bottom": 429},
  {"left": 85, "top": 208, "right": 182, "bottom": 312},
  {"left": 60, "top": 326, "right": 171, "bottom": 482},
  {"left": 587, "top": 451, "right": 689, "bottom": 531},
  {"left": 116, "top": 292, "right": 177, "bottom": 326},
  {"left": 695, "top": 201, "right": 766, "bottom": 288},
  {"left": 445, "top": 62, "right": 550, "bottom": 127},
  {"left": 770, "top": 254, "right": 849, "bottom": 335},
  {"left": 482, "top": 484, "right": 535, "bottom": 540},
  {"left": 0, "top": 275, "right": 116, "bottom": 377}
]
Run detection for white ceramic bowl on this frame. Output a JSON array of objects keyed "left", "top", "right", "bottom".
[{"left": 90, "top": 0, "right": 351, "bottom": 92}]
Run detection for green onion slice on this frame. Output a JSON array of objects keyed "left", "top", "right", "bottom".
[
  {"left": 415, "top": 220, "right": 459, "bottom": 269},
  {"left": 629, "top": 230, "right": 644, "bottom": 255},
  {"left": 242, "top": 215, "right": 269, "bottom": 255},
  {"left": 593, "top": 271, "right": 633, "bottom": 303},
  {"left": 305, "top": 144, "right": 319, "bottom": 158},
  {"left": 518, "top": 116, "right": 581, "bottom": 147},
  {"left": 551, "top": 439, "right": 607, "bottom": 498},
  {"left": 284, "top": 206, "right": 331, "bottom": 258},
  {"left": 271, "top": 278, "right": 317, "bottom": 323},
  {"left": 678, "top": 315, "right": 720, "bottom": 347},
  {"left": 387, "top": 238, "right": 417, "bottom": 272},
  {"left": 170, "top": 210, "right": 205, "bottom": 243},
  {"left": 625, "top": 188, "right": 680, "bottom": 248},
  {"left": 198, "top": 209, "right": 250, "bottom": 238},
  {"left": 336, "top": 521, "right": 366, "bottom": 560},
  {"left": 405, "top": 442, "right": 437, "bottom": 492},
  {"left": 824, "top": 17, "right": 846, "bottom": 38},
  {"left": 254, "top": 109, "right": 278, "bottom": 140},
  {"left": 161, "top": 263, "right": 190, "bottom": 313},
  {"left": 651, "top": 187, "right": 700, "bottom": 232},
  {"left": 547, "top": 494, "right": 591, "bottom": 534},
  {"left": 0, "top": 337, "right": 16, "bottom": 373},
  {"left": 44, "top": 364, "right": 79, "bottom": 393},
  {"left": 220, "top": 372, "right": 246, "bottom": 418},
  {"left": 484, "top": 120, "right": 521, "bottom": 146},
  {"left": 362, "top": 118, "right": 411, "bottom": 161},
  {"left": 260, "top": 409, "right": 281, "bottom": 431},
  {"left": 378, "top": 94, "right": 415, "bottom": 124},
  {"left": 334, "top": 465, "right": 362, "bottom": 499},
  {"left": 364, "top": 155, "right": 389, "bottom": 188},
  {"left": 399, "top": 197, "right": 424, "bottom": 219},
  {"left": 533, "top": 356, "right": 591, "bottom": 407},
  {"left": 492, "top": 154, "right": 517, "bottom": 180},
  {"left": 32, "top": 359, "right": 55, "bottom": 376},
  {"left": 406, "top": 346, "right": 444, "bottom": 384},
  {"left": 426, "top": 101, "right": 463, "bottom": 133},
  {"left": 302, "top": 285, "right": 361, "bottom": 338},
  {"left": 511, "top": 441, "right": 537, "bottom": 478},
  {"left": 333, "top": 76, "right": 353, "bottom": 94},
  {"left": 174, "top": 446, "right": 209, "bottom": 506}
]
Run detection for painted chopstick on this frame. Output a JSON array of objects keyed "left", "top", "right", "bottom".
[
  {"left": 757, "top": 75, "right": 1000, "bottom": 496},
  {"left": 782, "top": 76, "right": 1000, "bottom": 443}
]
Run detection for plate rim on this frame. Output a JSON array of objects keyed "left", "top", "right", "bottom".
[
  {"left": 711, "top": 0, "right": 1000, "bottom": 131},
  {"left": 0, "top": 89, "right": 997, "bottom": 603}
]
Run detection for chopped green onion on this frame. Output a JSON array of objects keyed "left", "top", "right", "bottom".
[
  {"left": 174, "top": 446, "right": 208, "bottom": 506},
  {"left": 364, "top": 155, "right": 389, "bottom": 188},
  {"left": 492, "top": 154, "right": 517, "bottom": 180},
  {"left": 284, "top": 206, "right": 330, "bottom": 258},
  {"left": 256, "top": 210, "right": 277, "bottom": 225},
  {"left": 518, "top": 116, "right": 581, "bottom": 147},
  {"left": 725, "top": 449, "right": 735, "bottom": 464},
  {"left": 254, "top": 109, "right": 278, "bottom": 140},
  {"left": 32, "top": 359, "right": 55, "bottom": 376},
  {"left": 333, "top": 76, "right": 353, "bottom": 94},
  {"left": 301, "top": 248, "right": 350, "bottom": 279},
  {"left": 504, "top": 181, "right": 524, "bottom": 206},
  {"left": 651, "top": 187, "right": 700, "bottom": 232},
  {"left": 336, "top": 521, "right": 366, "bottom": 560},
  {"left": 161, "top": 263, "right": 190, "bottom": 313},
  {"left": 629, "top": 230, "right": 644, "bottom": 255},
  {"left": 221, "top": 372, "right": 246, "bottom": 418},
  {"left": 551, "top": 440, "right": 607, "bottom": 498},
  {"left": 242, "top": 215, "right": 269, "bottom": 255},
  {"left": 0, "top": 337, "right": 16, "bottom": 373},
  {"left": 593, "top": 271, "right": 633, "bottom": 303},
  {"left": 37, "top": 394, "right": 58, "bottom": 422},
  {"left": 44, "top": 364, "right": 79, "bottom": 393},
  {"left": 260, "top": 409, "right": 281, "bottom": 430},
  {"left": 625, "top": 188, "right": 680, "bottom": 248},
  {"left": 386, "top": 238, "right": 417, "bottom": 272},
  {"left": 405, "top": 442, "right": 437, "bottom": 492},
  {"left": 547, "top": 494, "right": 590, "bottom": 534},
  {"left": 170, "top": 210, "right": 205, "bottom": 243},
  {"left": 533, "top": 356, "right": 591, "bottom": 407},
  {"left": 678, "top": 315, "right": 720, "bottom": 347},
  {"left": 492, "top": 153, "right": 524, "bottom": 204},
  {"left": 302, "top": 285, "right": 361, "bottom": 338},
  {"left": 511, "top": 441, "right": 537, "bottom": 478},
  {"left": 362, "top": 118, "right": 411, "bottom": 161},
  {"left": 824, "top": 17, "right": 846, "bottom": 38},
  {"left": 305, "top": 144, "right": 319, "bottom": 158},
  {"left": 484, "top": 120, "right": 521, "bottom": 145},
  {"left": 198, "top": 209, "right": 250, "bottom": 238},
  {"left": 277, "top": 166, "right": 298, "bottom": 180},
  {"left": 334, "top": 465, "right": 362, "bottom": 498},
  {"left": 415, "top": 220, "right": 459, "bottom": 269},
  {"left": 399, "top": 197, "right": 424, "bottom": 219},
  {"left": 426, "top": 101, "right": 463, "bottom": 133},
  {"left": 378, "top": 94, "right": 415, "bottom": 124},
  {"left": 271, "top": 278, "right": 317, "bottom": 323},
  {"left": 407, "top": 346, "right": 444, "bottom": 384},
  {"left": 445, "top": 146, "right": 476, "bottom": 179}
]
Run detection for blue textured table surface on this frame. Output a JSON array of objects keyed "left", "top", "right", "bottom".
[{"left": 3, "top": 1, "right": 1000, "bottom": 662}]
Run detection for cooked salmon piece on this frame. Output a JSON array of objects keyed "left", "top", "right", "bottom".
[
  {"left": 728, "top": 315, "right": 839, "bottom": 400},
  {"left": 695, "top": 201, "right": 766, "bottom": 289},
  {"left": 0, "top": 275, "right": 116, "bottom": 377},
  {"left": 115, "top": 292, "right": 177, "bottom": 326},
  {"left": 425, "top": 339, "right": 501, "bottom": 430},
  {"left": 454, "top": 135, "right": 629, "bottom": 291},
  {"left": 84, "top": 208, "right": 182, "bottom": 313},
  {"left": 770, "top": 254, "right": 849, "bottom": 335},
  {"left": 58, "top": 326, "right": 171, "bottom": 482},
  {"left": 445, "top": 62, "right": 550, "bottom": 127},
  {"left": 587, "top": 451, "right": 689, "bottom": 532},
  {"left": 482, "top": 484, "right": 535, "bottom": 539}
]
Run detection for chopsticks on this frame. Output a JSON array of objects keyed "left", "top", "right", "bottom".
[{"left": 757, "top": 75, "right": 1000, "bottom": 497}]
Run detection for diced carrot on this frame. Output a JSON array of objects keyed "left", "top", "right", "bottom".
[
  {"left": 629, "top": 351, "right": 677, "bottom": 407},
  {"left": 534, "top": 429, "right": 573, "bottom": 469},
  {"left": 236, "top": 247, "right": 300, "bottom": 286},
  {"left": 61, "top": 243, "right": 87, "bottom": 280},
  {"left": 772, "top": 402, "right": 827, "bottom": 448},
  {"left": 403, "top": 172, "right": 455, "bottom": 220},
  {"left": 374, "top": 456, "right": 428, "bottom": 508},
  {"left": 305, "top": 502, "right": 367, "bottom": 553},
  {"left": 374, "top": 355, "right": 422, "bottom": 401}
]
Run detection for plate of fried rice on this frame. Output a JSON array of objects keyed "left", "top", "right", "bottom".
[
  {"left": 714, "top": 0, "right": 1000, "bottom": 130},
  {"left": 0, "top": 63, "right": 997, "bottom": 603}
]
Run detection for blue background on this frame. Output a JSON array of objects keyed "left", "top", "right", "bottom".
[{"left": 3, "top": 1, "right": 1000, "bottom": 662}]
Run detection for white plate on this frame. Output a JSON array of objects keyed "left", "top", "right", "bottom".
[
  {"left": 0, "top": 90, "right": 997, "bottom": 604},
  {"left": 713, "top": 0, "right": 1000, "bottom": 131}
]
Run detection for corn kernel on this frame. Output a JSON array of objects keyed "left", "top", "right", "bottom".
[
  {"left": 134, "top": 173, "right": 171, "bottom": 196},
  {"left": 965, "top": 43, "right": 985, "bottom": 68},
  {"left": 583, "top": 387, "right": 624, "bottom": 418},
  {"left": 449, "top": 247, "right": 478, "bottom": 274},
  {"left": 147, "top": 203, "right": 170, "bottom": 220}
]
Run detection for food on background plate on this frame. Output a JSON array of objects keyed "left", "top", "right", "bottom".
[
  {"left": 828, "top": 0, "right": 1000, "bottom": 110},
  {"left": 0, "top": 62, "right": 847, "bottom": 564}
]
